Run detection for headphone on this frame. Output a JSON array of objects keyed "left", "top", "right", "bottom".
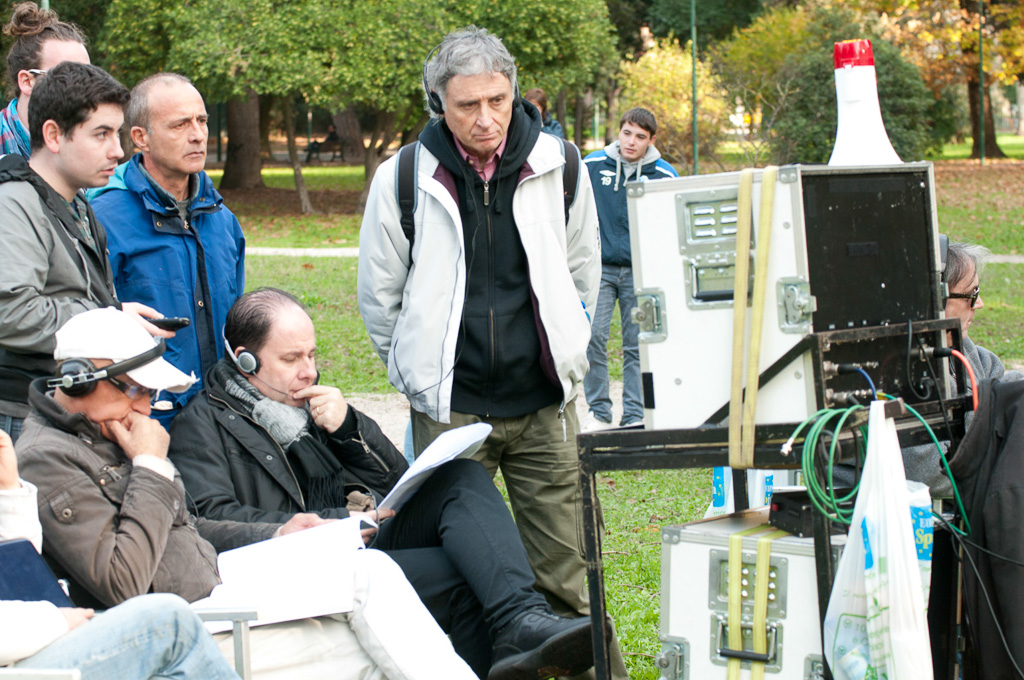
[
  {"left": 421, "top": 42, "right": 521, "bottom": 116},
  {"left": 223, "top": 332, "right": 260, "bottom": 374},
  {"left": 48, "top": 339, "right": 166, "bottom": 397},
  {"left": 938, "top": 234, "right": 949, "bottom": 306}
]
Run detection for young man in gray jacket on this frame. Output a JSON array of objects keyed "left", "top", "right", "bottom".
[{"left": 0, "top": 61, "right": 168, "bottom": 443}]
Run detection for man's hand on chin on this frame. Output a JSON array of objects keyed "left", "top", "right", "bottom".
[
  {"left": 104, "top": 412, "right": 170, "bottom": 460},
  {"left": 295, "top": 384, "right": 349, "bottom": 433}
]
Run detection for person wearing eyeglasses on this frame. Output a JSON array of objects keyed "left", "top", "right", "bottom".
[
  {"left": 911, "top": 240, "right": 1021, "bottom": 495},
  {"left": 0, "top": 2, "right": 90, "bottom": 158},
  {"left": 16, "top": 306, "right": 485, "bottom": 679},
  {"left": 836, "top": 240, "right": 1022, "bottom": 497}
]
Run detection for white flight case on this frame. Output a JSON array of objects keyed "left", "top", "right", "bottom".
[{"left": 658, "top": 508, "right": 845, "bottom": 680}]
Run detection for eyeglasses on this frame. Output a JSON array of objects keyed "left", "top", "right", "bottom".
[
  {"left": 26, "top": 69, "right": 46, "bottom": 78},
  {"left": 948, "top": 286, "right": 980, "bottom": 309},
  {"left": 107, "top": 376, "right": 157, "bottom": 401}
]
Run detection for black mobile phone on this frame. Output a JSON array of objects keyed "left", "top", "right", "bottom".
[{"left": 149, "top": 317, "right": 191, "bottom": 331}]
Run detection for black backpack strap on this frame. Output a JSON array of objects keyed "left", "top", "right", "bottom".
[
  {"left": 558, "top": 137, "right": 580, "bottom": 226},
  {"left": 395, "top": 142, "right": 419, "bottom": 263}
]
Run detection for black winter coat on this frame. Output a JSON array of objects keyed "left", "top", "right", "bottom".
[
  {"left": 948, "top": 378, "right": 1024, "bottom": 680},
  {"left": 169, "top": 368, "right": 408, "bottom": 525}
]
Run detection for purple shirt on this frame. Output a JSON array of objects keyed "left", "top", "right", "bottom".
[{"left": 453, "top": 135, "right": 507, "bottom": 182}]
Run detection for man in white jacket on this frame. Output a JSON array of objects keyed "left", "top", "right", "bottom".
[
  {"left": 359, "top": 26, "right": 628, "bottom": 679},
  {"left": 0, "top": 427, "right": 240, "bottom": 678}
]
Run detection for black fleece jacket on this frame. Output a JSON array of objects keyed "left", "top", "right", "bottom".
[{"left": 418, "top": 101, "right": 563, "bottom": 418}]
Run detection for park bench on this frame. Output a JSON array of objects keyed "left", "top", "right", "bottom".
[{"left": 306, "top": 138, "right": 343, "bottom": 162}]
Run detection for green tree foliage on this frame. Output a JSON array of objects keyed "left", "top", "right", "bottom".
[
  {"left": 100, "top": 0, "right": 617, "bottom": 198},
  {"left": 619, "top": 39, "right": 729, "bottom": 169},
  {"left": 40, "top": 0, "right": 109, "bottom": 60},
  {"left": 769, "top": 6, "right": 933, "bottom": 164},
  {"left": 605, "top": 0, "right": 654, "bottom": 57},
  {"left": 99, "top": 0, "right": 180, "bottom": 87},
  {"left": 648, "top": 0, "right": 762, "bottom": 50},
  {"left": 481, "top": 0, "right": 618, "bottom": 97},
  {"left": 711, "top": 7, "right": 808, "bottom": 165},
  {"left": 846, "top": 0, "right": 1024, "bottom": 159}
]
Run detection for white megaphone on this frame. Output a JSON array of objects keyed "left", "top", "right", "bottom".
[{"left": 828, "top": 39, "right": 901, "bottom": 166}]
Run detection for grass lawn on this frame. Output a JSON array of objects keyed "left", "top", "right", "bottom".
[
  {"left": 930, "top": 134, "right": 1024, "bottom": 160},
  {"left": 974, "top": 263, "right": 1024, "bottom": 365},
  {"left": 237, "top": 157, "right": 1020, "bottom": 677},
  {"left": 208, "top": 165, "right": 366, "bottom": 192}
]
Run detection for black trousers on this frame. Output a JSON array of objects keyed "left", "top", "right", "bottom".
[{"left": 374, "top": 459, "right": 547, "bottom": 677}]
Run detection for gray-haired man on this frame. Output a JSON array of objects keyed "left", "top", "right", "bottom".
[{"left": 358, "top": 26, "right": 629, "bottom": 678}]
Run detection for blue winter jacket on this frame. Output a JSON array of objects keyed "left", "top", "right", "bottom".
[
  {"left": 89, "top": 154, "right": 245, "bottom": 427},
  {"left": 584, "top": 141, "right": 677, "bottom": 266}
]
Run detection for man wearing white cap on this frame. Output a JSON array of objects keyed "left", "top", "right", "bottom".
[{"left": 15, "top": 307, "right": 480, "bottom": 680}]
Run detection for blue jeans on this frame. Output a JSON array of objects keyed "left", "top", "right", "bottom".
[
  {"left": 15, "top": 593, "right": 239, "bottom": 679},
  {"left": 0, "top": 413, "right": 23, "bottom": 445},
  {"left": 584, "top": 264, "right": 642, "bottom": 425}
]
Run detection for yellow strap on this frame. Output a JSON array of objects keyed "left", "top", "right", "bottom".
[
  {"left": 739, "top": 166, "right": 779, "bottom": 469},
  {"left": 728, "top": 169, "right": 755, "bottom": 470},
  {"left": 727, "top": 524, "right": 775, "bottom": 680},
  {"left": 751, "top": 529, "right": 788, "bottom": 680}
]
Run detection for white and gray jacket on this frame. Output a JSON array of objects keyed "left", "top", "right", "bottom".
[{"left": 358, "top": 133, "right": 601, "bottom": 423}]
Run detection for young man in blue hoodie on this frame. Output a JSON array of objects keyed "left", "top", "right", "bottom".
[{"left": 582, "top": 108, "right": 677, "bottom": 430}]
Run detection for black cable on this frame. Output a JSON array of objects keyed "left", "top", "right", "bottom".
[
  {"left": 906, "top": 320, "right": 933, "bottom": 400},
  {"left": 937, "top": 518, "right": 1024, "bottom": 675},
  {"left": 918, "top": 338, "right": 960, "bottom": 454},
  {"left": 933, "top": 514, "right": 1024, "bottom": 679}
]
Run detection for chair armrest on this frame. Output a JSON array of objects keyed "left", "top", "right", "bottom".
[{"left": 195, "top": 608, "right": 258, "bottom": 680}]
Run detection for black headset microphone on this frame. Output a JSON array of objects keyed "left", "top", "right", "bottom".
[
  {"left": 48, "top": 339, "right": 167, "bottom": 397},
  {"left": 224, "top": 337, "right": 319, "bottom": 400}
]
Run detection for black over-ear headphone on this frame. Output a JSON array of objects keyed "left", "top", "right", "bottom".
[
  {"left": 421, "top": 41, "right": 521, "bottom": 116},
  {"left": 48, "top": 339, "right": 166, "bottom": 397}
]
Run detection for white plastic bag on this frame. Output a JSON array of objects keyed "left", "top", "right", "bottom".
[{"left": 823, "top": 401, "right": 932, "bottom": 679}]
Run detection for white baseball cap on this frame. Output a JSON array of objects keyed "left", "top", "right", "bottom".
[{"left": 54, "top": 307, "right": 197, "bottom": 393}]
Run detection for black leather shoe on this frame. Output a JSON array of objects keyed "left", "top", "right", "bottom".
[{"left": 487, "top": 609, "right": 594, "bottom": 680}]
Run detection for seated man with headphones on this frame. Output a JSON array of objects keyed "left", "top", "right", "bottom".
[
  {"left": 168, "top": 287, "right": 597, "bottom": 680},
  {"left": 15, "top": 306, "right": 484, "bottom": 680}
]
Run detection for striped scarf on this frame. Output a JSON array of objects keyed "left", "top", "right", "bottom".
[{"left": 0, "top": 98, "right": 30, "bottom": 158}]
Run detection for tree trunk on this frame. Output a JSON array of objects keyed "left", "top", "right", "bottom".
[
  {"left": 605, "top": 80, "right": 622, "bottom": 145},
  {"left": 556, "top": 90, "right": 567, "bottom": 137},
  {"left": 221, "top": 90, "right": 265, "bottom": 190},
  {"left": 332, "top": 106, "right": 363, "bottom": 163},
  {"left": 358, "top": 111, "right": 399, "bottom": 211},
  {"left": 574, "top": 94, "right": 585, "bottom": 149},
  {"left": 1017, "top": 84, "right": 1024, "bottom": 136},
  {"left": 966, "top": 70, "right": 1007, "bottom": 160},
  {"left": 283, "top": 96, "right": 315, "bottom": 214},
  {"left": 960, "top": 0, "right": 1006, "bottom": 160},
  {"left": 259, "top": 95, "right": 275, "bottom": 160}
]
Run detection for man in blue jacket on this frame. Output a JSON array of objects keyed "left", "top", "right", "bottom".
[
  {"left": 91, "top": 72, "right": 244, "bottom": 428},
  {"left": 582, "top": 108, "right": 677, "bottom": 430}
]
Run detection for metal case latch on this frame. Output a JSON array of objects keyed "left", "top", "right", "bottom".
[
  {"left": 634, "top": 289, "right": 666, "bottom": 343},
  {"left": 655, "top": 637, "right": 689, "bottom": 680},
  {"left": 777, "top": 277, "right": 815, "bottom": 333}
]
